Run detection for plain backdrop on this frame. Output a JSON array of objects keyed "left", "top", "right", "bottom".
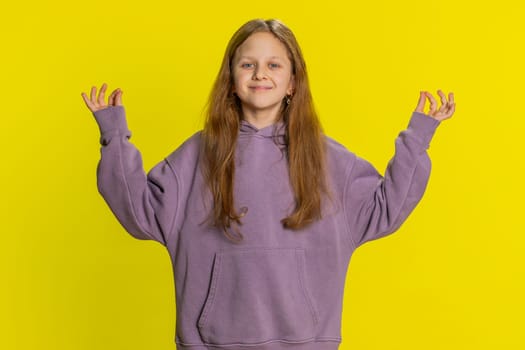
[{"left": 2, "top": 0, "right": 524, "bottom": 349}]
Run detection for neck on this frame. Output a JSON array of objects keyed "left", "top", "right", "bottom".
[{"left": 241, "top": 105, "right": 283, "bottom": 129}]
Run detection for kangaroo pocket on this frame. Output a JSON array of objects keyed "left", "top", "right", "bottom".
[{"left": 197, "top": 247, "right": 319, "bottom": 345}]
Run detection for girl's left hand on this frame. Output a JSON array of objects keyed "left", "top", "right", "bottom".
[{"left": 415, "top": 90, "right": 455, "bottom": 122}]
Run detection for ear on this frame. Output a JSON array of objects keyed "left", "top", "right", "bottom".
[{"left": 287, "top": 75, "right": 296, "bottom": 95}]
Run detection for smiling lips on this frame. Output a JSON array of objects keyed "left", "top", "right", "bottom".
[{"left": 250, "top": 86, "right": 272, "bottom": 90}]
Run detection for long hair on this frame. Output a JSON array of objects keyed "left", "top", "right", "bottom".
[{"left": 201, "top": 18, "right": 329, "bottom": 243}]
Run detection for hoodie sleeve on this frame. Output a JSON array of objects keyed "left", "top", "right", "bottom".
[
  {"left": 344, "top": 111, "right": 441, "bottom": 249},
  {"left": 92, "top": 105, "right": 179, "bottom": 246}
]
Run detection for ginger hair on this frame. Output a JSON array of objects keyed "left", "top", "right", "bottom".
[{"left": 201, "top": 18, "right": 329, "bottom": 242}]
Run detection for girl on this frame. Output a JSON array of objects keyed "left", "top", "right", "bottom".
[{"left": 81, "top": 18, "right": 455, "bottom": 350}]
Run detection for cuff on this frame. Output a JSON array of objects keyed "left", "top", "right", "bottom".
[
  {"left": 92, "top": 105, "right": 131, "bottom": 145},
  {"left": 406, "top": 111, "right": 441, "bottom": 147}
]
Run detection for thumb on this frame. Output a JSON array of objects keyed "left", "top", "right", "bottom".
[{"left": 414, "top": 91, "right": 426, "bottom": 113}]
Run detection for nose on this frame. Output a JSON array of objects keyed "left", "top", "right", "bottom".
[{"left": 253, "top": 64, "right": 267, "bottom": 80}]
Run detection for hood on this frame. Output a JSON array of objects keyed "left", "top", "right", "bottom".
[{"left": 239, "top": 119, "right": 286, "bottom": 140}]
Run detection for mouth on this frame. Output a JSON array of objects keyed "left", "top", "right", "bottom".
[{"left": 249, "top": 86, "right": 272, "bottom": 90}]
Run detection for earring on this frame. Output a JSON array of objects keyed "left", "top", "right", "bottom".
[{"left": 286, "top": 95, "right": 291, "bottom": 105}]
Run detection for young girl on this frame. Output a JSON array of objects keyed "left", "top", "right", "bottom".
[{"left": 81, "top": 18, "right": 455, "bottom": 350}]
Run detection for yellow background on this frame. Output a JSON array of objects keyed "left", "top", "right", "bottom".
[{"left": 2, "top": 0, "right": 523, "bottom": 349}]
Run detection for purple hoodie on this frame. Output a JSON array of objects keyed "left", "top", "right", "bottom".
[{"left": 93, "top": 105, "right": 440, "bottom": 350}]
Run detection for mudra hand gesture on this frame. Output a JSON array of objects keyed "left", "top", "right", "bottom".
[
  {"left": 81, "top": 83, "right": 123, "bottom": 113},
  {"left": 416, "top": 90, "right": 455, "bottom": 122}
]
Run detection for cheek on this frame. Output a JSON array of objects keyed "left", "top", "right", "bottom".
[
  {"left": 231, "top": 73, "right": 242, "bottom": 92},
  {"left": 233, "top": 71, "right": 248, "bottom": 86},
  {"left": 278, "top": 73, "right": 293, "bottom": 87}
]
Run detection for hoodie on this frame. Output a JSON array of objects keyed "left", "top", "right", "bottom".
[{"left": 92, "top": 105, "right": 440, "bottom": 350}]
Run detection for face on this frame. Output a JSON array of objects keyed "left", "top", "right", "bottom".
[{"left": 231, "top": 31, "right": 295, "bottom": 119}]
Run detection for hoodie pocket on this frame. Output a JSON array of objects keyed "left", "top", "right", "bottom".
[{"left": 197, "top": 247, "right": 319, "bottom": 345}]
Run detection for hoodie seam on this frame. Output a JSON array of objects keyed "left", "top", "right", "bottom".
[
  {"left": 342, "top": 156, "right": 358, "bottom": 251},
  {"left": 346, "top": 131, "right": 424, "bottom": 246},
  {"left": 376, "top": 130, "right": 427, "bottom": 235},
  {"left": 373, "top": 129, "right": 429, "bottom": 236},
  {"left": 372, "top": 160, "right": 419, "bottom": 239},
  {"left": 175, "top": 336, "right": 342, "bottom": 347},
  {"left": 163, "top": 157, "right": 181, "bottom": 242},
  {"left": 116, "top": 130, "right": 164, "bottom": 244}
]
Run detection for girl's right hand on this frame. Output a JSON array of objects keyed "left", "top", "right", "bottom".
[{"left": 81, "top": 83, "right": 123, "bottom": 113}]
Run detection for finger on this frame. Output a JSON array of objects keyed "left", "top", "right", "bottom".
[
  {"left": 445, "top": 92, "right": 455, "bottom": 113},
  {"left": 447, "top": 101, "right": 456, "bottom": 116},
  {"left": 90, "top": 86, "right": 97, "bottom": 104},
  {"left": 415, "top": 91, "right": 426, "bottom": 113},
  {"left": 440, "top": 100, "right": 456, "bottom": 120},
  {"left": 426, "top": 92, "right": 438, "bottom": 115},
  {"left": 98, "top": 83, "right": 107, "bottom": 106},
  {"left": 108, "top": 89, "right": 117, "bottom": 106},
  {"left": 115, "top": 90, "right": 123, "bottom": 106},
  {"left": 437, "top": 89, "right": 449, "bottom": 114},
  {"left": 437, "top": 89, "right": 447, "bottom": 105},
  {"left": 81, "top": 91, "right": 96, "bottom": 111}
]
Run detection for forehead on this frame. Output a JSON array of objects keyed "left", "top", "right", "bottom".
[{"left": 234, "top": 32, "right": 290, "bottom": 60}]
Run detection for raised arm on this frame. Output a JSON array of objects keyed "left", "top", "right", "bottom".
[
  {"left": 344, "top": 90, "right": 455, "bottom": 248},
  {"left": 81, "top": 84, "right": 179, "bottom": 246}
]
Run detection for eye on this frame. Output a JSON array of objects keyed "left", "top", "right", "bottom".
[
  {"left": 241, "top": 63, "right": 254, "bottom": 68},
  {"left": 269, "top": 63, "right": 280, "bottom": 69}
]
